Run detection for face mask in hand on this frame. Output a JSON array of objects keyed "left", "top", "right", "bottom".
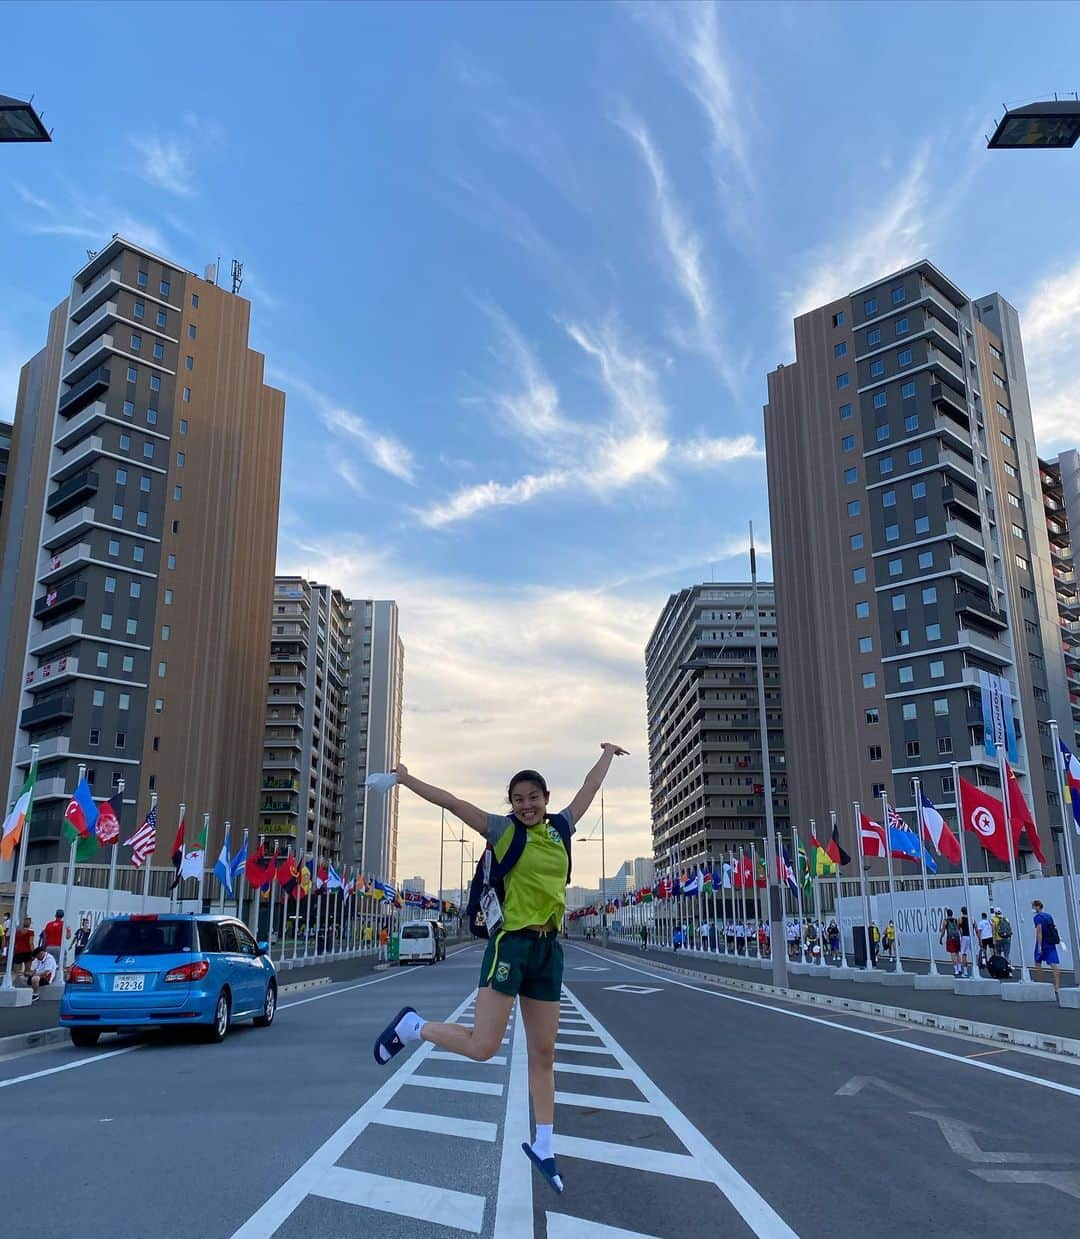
[{"left": 365, "top": 772, "right": 398, "bottom": 792}]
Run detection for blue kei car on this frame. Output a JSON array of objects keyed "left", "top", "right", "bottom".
[{"left": 60, "top": 914, "right": 277, "bottom": 1047}]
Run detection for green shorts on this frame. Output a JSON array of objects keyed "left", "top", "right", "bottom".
[{"left": 480, "top": 928, "right": 563, "bottom": 1002}]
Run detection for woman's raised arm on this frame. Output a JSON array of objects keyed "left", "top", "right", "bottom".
[{"left": 393, "top": 763, "right": 490, "bottom": 836}]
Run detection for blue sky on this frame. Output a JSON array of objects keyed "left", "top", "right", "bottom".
[{"left": 5, "top": 2, "right": 1080, "bottom": 889}]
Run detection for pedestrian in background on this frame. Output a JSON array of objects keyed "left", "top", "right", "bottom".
[
  {"left": 958, "top": 906, "right": 972, "bottom": 978},
  {"left": 976, "top": 912, "right": 993, "bottom": 969},
  {"left": 13, "top": 916, "right": 34, "bottom": 976},
  {"left": 940, "top": 908, "right": 962, "bottom": 977},
  {"left": 1032, "top": 900, "right": 1062, "bottom": 993},
  {"left": 991, "top": 907, "right": 1013, "bottom": 961}
]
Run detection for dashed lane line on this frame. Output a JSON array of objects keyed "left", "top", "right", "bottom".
[
  {"left": 546, "top": 1215, "right": 664, "bottom": 1239},
  {"left": 492, "top": 1001, "right": 534, "bottom": 1239}
]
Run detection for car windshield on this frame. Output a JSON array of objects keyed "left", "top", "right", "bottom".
[
  {"left": 401, "top": 925, "right": 430, "bottom": 939},
  {"left": 86, "top": 918, "right": 194, "bottom": 956}
]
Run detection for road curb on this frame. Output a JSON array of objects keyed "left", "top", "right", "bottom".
[
  {"left": 0, "top": 1026, "right": 70, "bottom": 1054},
  {"left": 278, "top": 976, "right": 332, "bottom": 997},
  {"left": 598, "top": 947, "right": 1080, "bottom": 1061}
]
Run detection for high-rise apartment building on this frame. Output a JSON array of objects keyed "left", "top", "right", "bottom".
[
  {"left": 1040, "top": 449, "right": 1080, "bottom": 748},
  {"left": 646, "top": 583, "right": 788, "bottom": 874},
  {"left": 342, "top": 599, "right": 404, "bottom": 882},
  {"left": 765, "top": 260, "right": 1071, "bottom": 871},
  {"left": 262, "top": 577, "right": 350, "bottom": 866},
  {"left": 0, "top": 418, "right": 12, "bottom": 524},
  {"left": 0, "top": 237, "right": 284, "bottom": 867}
]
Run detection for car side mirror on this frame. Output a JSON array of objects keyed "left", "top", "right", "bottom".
[{"left": 257, "top": 941, "right": 269, "bottom": 955}]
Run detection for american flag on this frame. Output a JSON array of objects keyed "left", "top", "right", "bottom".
[{"left": 126, "top": 806, "right": 157, "bottom": 869}]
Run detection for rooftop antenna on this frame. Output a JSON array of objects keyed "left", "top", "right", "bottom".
[{"left": 231, "top": 258, "right": 244, "bottom": 295}]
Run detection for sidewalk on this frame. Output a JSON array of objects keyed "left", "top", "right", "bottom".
[{"left": 594, "top": 939, "right": 1080, "bottom": 1048}]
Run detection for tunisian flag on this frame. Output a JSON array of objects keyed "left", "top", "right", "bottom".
[
  {"left": 1004, "top": 762, "right": 1047, "bottom": 864},
  {"left": 957, "top": 777, "right": 1011, "bottom": 864}
]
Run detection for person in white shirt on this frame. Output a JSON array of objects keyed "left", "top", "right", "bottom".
[
  {"left": 26, "top": 947, "right": 57, "bottom": 1001},
  {"left": 699, "top": 922, "right": 711, "bottom": 952},
  {"left": 975, "top": 911, "right": 994, "bottom": 969}
]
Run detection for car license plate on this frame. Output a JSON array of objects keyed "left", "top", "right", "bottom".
[{"left": 113, "top": 974, "right": 145, "bottom": 992}]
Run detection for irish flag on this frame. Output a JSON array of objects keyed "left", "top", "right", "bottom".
[{"left": 0, "top": 765, "right": 36, "bottom": 862}]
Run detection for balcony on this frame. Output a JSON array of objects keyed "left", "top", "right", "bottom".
[
  {"left": 46, "top": 469, "right": 99, "bottom": 518},
  {"left": 947, "top": 553, "right": 990, "bottom": 590},
  {"left": 954, "top": 587, "right": 1007, "bottom": 632},
  {"left": 15, "top": 736, "right": 70, "bottom": 767},
  {"left": 20, "top": 694, "right": 76, "bottom": 731},
  {"left": 961, "top": 666, "right": 1019, "bottom": 700},
  {"left": 70, "top": 266, "right": 122, "bottom": 321},
  {"left": 43, "top": 506, "right": 97, "bottom": 551},
  {"left": 39, "top": 542, "right": 92, "bottom": 583},
  {"left": 24, "top": 653, "right": 80, "bottom": 692},
  {"left": 958, "top": 627, "right": 1011, "bottom": 665},
  {"left": 54, "top": 400, "right": 109, "bottom": 450},
  {"left": 66, "top": 300, "right": 118, "bottom": 354},
  {"left": 940, "top": 446, "right": 976, "bottom": 485},
  {"left": 946, "top": 519, "right": 987, "bottom": 556},
  {"left": 927, "top": 349, "right": 966, "bottom": 391},
  {"left": 262, "top": 756, "right": 302, "bottom": 772},
  {"left": 53, "top": 435, "right": 103, "bottom": 482},
  {"left": 267, "top": 693, "right": 304, "bottom": 708},
  {"left": 22, "top": 778, "right": 69, "bottom": 804},
  {"left": 57, "top": 366, "right": 110, "bottom": 419},
  {"left": 268, "top": 671, "right": 305, "bottom": 687},
  {"left": 265, "top": 735, "right": 302, "bottom": 750},
  {"left": 29, "top": 617, "right": 84, "bottom": 655},
  {"left": 33, "top": 577, "right": 88, "bottom": 621},
  {"left": 968, "top": 744, "right": 1025, "bottom": 774},
  {"left": 1047, "top": 519, "right": 1070, "bottom": 548},
  {"left": 261, "top": 800, "right": 299, "bottom": 815},
  {"left": 942, "top": 482, "right": 981, "bottom": 521},
  {"left": 63, "top": 332, "right": 115, "bottom": 385}
]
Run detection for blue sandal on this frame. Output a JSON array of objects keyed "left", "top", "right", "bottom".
[
  {"left": 373, "top": 1006, "right": 417, "bottom": 1065},
  {"left": 522, "top": 1142, "right": 564, "bottom": 1194}
]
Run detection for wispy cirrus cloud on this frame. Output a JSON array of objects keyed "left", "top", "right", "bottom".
[
  {"left": 1021, "top": 255, "right": 1080, "bottom": 448},
  {"left": 12, "top": 182, "right": 167, "bottom": 252},
  {"left": 269, "top": 367, "right": 417, "bottom": 485},
  {"left": 129, "top": 133, "right": 195, "bottom": 196}
]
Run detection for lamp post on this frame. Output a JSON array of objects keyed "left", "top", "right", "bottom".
[
  {"left": 0, "top": 95, "right": 51, "bottom": 143},
  {"left": 987, "top": 98, "right": 1080, "bottom": 149}
]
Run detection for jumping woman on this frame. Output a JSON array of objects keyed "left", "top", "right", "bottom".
[{"left": 371, "top": 742, "right": 629, "bottom": 1195}]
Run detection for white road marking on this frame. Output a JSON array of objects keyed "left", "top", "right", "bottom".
[
  {"left": 371, "top": 1108, "right": 498, "bottom": 1143},
  {"left": 555, "top": 1091, "right": 655, "bottom": 1116},
  {"left": 554, "top": 1041, "right": 616, "bottom": 1055},
  {"left": 570, "top": 944, "right": 1080, "bottom": 1102},
  {"left": 560, "top": 984, "right": 798, "bottom": 1238},
  {"left": 492, "top": 998, "right": 533, "bottom": 1239},
  {"left": 428, "top": 1050, "right": 507, "bottom": 1066},
  {"left": 604, "top": 985, "right": 662, "bottom": 995},
  {"left": 911, "top": 1111, "right": 1079, "bottom": 1165},
  {"left": 404, "top": 1074, "right": 504, "bottom": 1096},
  {"left": 310, "top": 1163, "right": 485, "bottom": 1233},
  {"left": 0, "top": 1044, "right": 143, "bottom": 1090},
  {"left": 546, "top": 1214, "right": 665, "bottom": 1239},
  {"left": 554, "top": 1028, "right": 604, "bottom": 1039},
  {"left": 554, "top": 1063, "right": 629, "bottom": 1079},
  {"left": 971, "top": 1168, "right": 1080, "bottom": 1199}
]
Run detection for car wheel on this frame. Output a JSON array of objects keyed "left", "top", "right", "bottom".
[
  {"left": 205, "top": 989, "right": 231, "bottom": 1043},
  {"left": 253, "top": 982, "right": 277, "bottom": 1027},
  {"left": 70, "top": 1029, "right": 101, "bottom": 1048}
]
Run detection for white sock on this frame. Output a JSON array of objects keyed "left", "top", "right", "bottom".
[
  {"left": 532, "top": 1123, "right": 554, "bottom": 1161},
  {"left": 396, "top": 1011, "right": 426, "bottom": 1043}
]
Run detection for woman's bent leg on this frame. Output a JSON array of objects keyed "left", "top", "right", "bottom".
[{"left": 421, "top": 985, "right": 514, "bottom": 1061}]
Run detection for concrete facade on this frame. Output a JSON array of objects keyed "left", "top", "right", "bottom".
[{"left": 1040, "top": 449, "right": 1080, "bottom": 751}]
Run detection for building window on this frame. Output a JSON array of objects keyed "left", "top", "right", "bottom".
[
  {"left": 104, "top": 575, "right": 117, "bottom": 594},
  {"left": 182, "top": 388, "right": 191, "bottom": 403},
  {"left": 100, "top": 614, "right": 112, "bottom": 631},
  {"left": 157, "top": 661, "right": 166, "bottom": 678},
  {"left": 992, "top": 372, "right": 1006, "bottom": 390},
  {"left": 149, "top": 374, "right": 160, "bottom": 392},
  {"left": 115, "top": 732, "right": 126, "bottom": 749},
  {"left": 997, "top": 401, "right": 1010, "bottom": 419},
  {"left": 862, "top": 672, "right": 876, "bottom": 689},
  {"left": 171, "top": 520, "right": 179, "bottom": 533},
  {"left": 865, "top": 708, "right": 880, "bottom": 724},
  {"left": 153, "top": 342, "right": 164, "bottom": 361},
  {"left": 130, "top": 333, "right": 142, "bottom": 351},
  {"left": 160, "top": 278, "right": 171, "bottom": 297},
  {"left": 937, "top": 737, "right": 953, "bottom": 755},
  {"left": 914, "top": 516, "right": 930, "bottom": 534},
  {"left": 852, "top": 567, "right": 867, "bottom": 584},
  {"left": 153, "top": 736, "right": 160, "bottom": 752},
  {"left": 164, "top": 588, "right": 174, "bottom": 604},
  {"left": 136, "top": 511, "right": 148, "bottom": 528},
  {"left": 883, "top": 489, "right": 897, "bottom": 507},
  {"left": 161, "top": 625, "right": 170, "bottom": 640},
  {"left": 1004, "top": 461, "right": 1017, "bottom": 478},
  {"left": 132, "top": 300, "right": 145, "bottom": 320},
  {"left": 108, "top": 539, "right": 119, "bottom": 557},
  {"left": 911, "top": 481, "right": 927, "bottom": 499},
  {"left": 125, "top": 618, "right": 137, "bottom": 635},
  {"left": 839, "top": 403, "right": 852, "bottom": 420},
  {"left": 184, "top": 355, "right": 194, "bottom": 371},
  {"left": 898, "top": 349, "right": 913, "bottom": 366},
  {"left": 1015, "top": 554, "right": 1029, "bottom": 572},
  {"left": 933, "top": 697, "right": 949, "bottom": 716},
  {"left": 850, "top": 533, "right": 864, "bottom": 550},
  {"left": 885, "top": 523, "right": 900, "bottom": 542},
  {"left": 119, "top": 433, "right": 131, "bottom": 451},
  {"left": 167, "top": 554, "right": 176, "bottom": 569},
  {"left": 918, "top": 550, "right": 933, "bottom": 569},
  {"left": 1008, "top": 492, "right": 1021, "bottom": 508},
  {"left": 922, "top": 586, "right": 938, "bottom": 604},
  {"left": 122, "top": 655, "right": 133, "bottom": 672},
  {"left": 139, "top": 476, "right": 151, "bottom": 494},
  {"left": 859, "top": 636, "right": 873, "bottom": 653},
  {"left": 115, "top": 467, "right": 127, "bottom": 486},
  {"left": 89, "top": 728, "right": 100, "bottom": 746},
  {"left": 901, "top": 381, "right": 916, "bottom": 399},
  {"left": 926, "top": 623, "right": 941, "bottom": 640},
  {"left": 137, "top": 270, "right": 148, "bottom": 288},
  {"left": 902, "top": 702, "right": 917, "bottom": 721},
  {"left": 989, "top": 342, "right": 1003, "bottom": 361},
  {"left": 130, "top": 581, "right": 141, "bottom": 599},
  {"left": 92, "top": 689, "right": 105, "bottom": 707},
  {"left": 867, "top": 328, "right": 881, "bottom": 346},
  {"left": 191, "top": 292, "right": 200, "bottom": 309},
  {"left": 96, "top": 650, "right": 108, "bottom": 669},
  {"left": 864, "top": 297, "right": 877, "bottom": 316},
  {"left": 154, "top": 698, "right": 164, "bottom": 713},
  {"left": 847, "top": 500, "right": 861, "bottom": 516},
  {"left": 856, "top": 601, "right": 870, "bottom": 619},
  {"left": 889, "top": 559, "right": 903, "bottom": 578},
  {"left": 892, "top": 287, "right": 906, "bottom": 304},
  {"left": 871, "top": 360, "right": 885, "bottom": 378},
  {"left": 126, "top": 365, "right": 137, "bottom": 383},
  {"left": 156, "top": 309, "right": 167, "bottom": 328},
  {"left": 837, "top": 373, "right": 850, "bottom": 390},
  {"left": 844, "top": 467, "right": 857, "bottom": 483},
  {"left": 892, "top": 593, "right": 907, "bottom": 611},
  {"left": 880, "top": 456, "right": 894, "bottom": 475},
  {"left": 1011, "top": 523, "right": 1025, "bottom": 539},
  {"left": 874, "top": 394, "right": 888, "bottom": 412},
  {"left": 1000, "top": 431, "right": 1014, "bottom": 449},
  {"left": 942, "top": 773, "right": 955, "bottom": 795},
  {"left": 173, "top": 485, "right": 182, "bottom": 501},
  {"left": 930, "top": 660, "right": 945, "bottom": 679},
  {"left": 869, "top": 745, "right": 882, "bottom": 761},
  {"left": 143, "top": 443, "right": 154, "bottom": 460},
  {"left": 146, "top": 408, "right": 157, "bottom": 426},
  {"left": 897, "top": 628, "right": 910, "bottom": 646},
  {"left": 835, "top": 342, "right": 848, "bottom": 358},
  {"left": 187, "top": 324, "right": 197, "bottom": 340},
  {"left": 842, "top": 435, "right": 855, "bottom": 452},
  {"left": 122, "top": 400, "right": 135, "bottom": 418},
  {"left": 908, "top": 446, "right": 923, "bottom": 465},
  {"left": 899, "top": 666, "right": 914, "bottom": 684},
  {"left": 904, "top": 414, "right": 919, "bottom": 431},
  {"left": 906, "top": 739, "right": 920, "bottom": 757}
]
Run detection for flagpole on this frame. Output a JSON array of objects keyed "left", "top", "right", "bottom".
[
  {"left": 809, "top": 820, "right": 824, "bottom": 966},
  {"left": 999, "top": 754, "right": 1031, "bottom": 983},
  {"left": 831, "top": 812, "right": 847, "bottom": 969},
  {"left": 170, "top": 803, "right": 185, "bottom": 912},
  {"left": 792, "top": 825, "right": 806, "bottom": 961},
  {"left": 105, "top": 778, "right": 124, "bottom": 917},
  {"left": 879, "top": 789, "right": 903, "bottom": 974},
  {"left": 750, "top": 841, "right": 760, "bottom": 952},
  {"left": 1, "top": 744, "right": 38, "bottom": 993},
  {"left": 854, "top": 800, "right": 873, "bottom": 971},
  {"left": 291, "top": 853, "right": 302, "bottom": 961},
  {"left": 1049, "top": 720, "right": 1080, "bottom": 986},
  {"left": 912, "top": 778, "right": 937, "bottom": 975},
  {"left": 140, "top": 793, "right": 158, "bottom": 913},
  {"left": 59, "top": 763, "right": 86, "bottom": 978},
  {"left": 952, "top": 761, "right": 975, "bottom": 975},
  {"left": 219, "top": 820, "right": 231, "bottom": 912},
  {"left": 197, "top": 812, "right": 210, "bottom": 912}
]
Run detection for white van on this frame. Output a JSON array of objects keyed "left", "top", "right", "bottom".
[{"left": 398, "top": 920, "right": 437, "bottom": 965}]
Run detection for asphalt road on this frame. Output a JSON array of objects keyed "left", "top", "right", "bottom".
[{"left": 6, "top": 941, "right": 1080, "bottom": 1238}]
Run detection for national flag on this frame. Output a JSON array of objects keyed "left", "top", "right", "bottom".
[
  {"left": 214, "top": 831, "right": 234, "bottom": 897},
  {"left": 858, "top": 813, "right": 887, "bottom": 858},
  {"left": 180, "top": 824, "right": 208, "bottom": 881},
  {"left": 683, "top": 868, "right": 701, "bottom": 897},
  {"left": 1, "top": 765, "right": 36, "bottom": 863},
  {"left": 1062, "top": 740, "right": 1080, "bottom": 835},
  {"left": 639, "top": 885, "right": 653, "bottom": 904},
  {"left": 778, "top": 846, "right": 798, "bottom": 893},
  {"left": 169, "top": 810, "right": 186, "bottom": 887},
  {"left": 796, "top": 843, "right": 811, "bottom": 891},
  {"left": 701, "top": 867, "right": 714, "bottom": 894},
  {"left": 231, "top": 830, "right": 249, "bottom": 881},
  {"left": 277, "top": 851, "right": 300, "bottom": 896},
  {"left": 298, "top": 862, "right": 312, "bottom": 897},
  {"left": 808, "top": 827, "right": 836, "bottom": 877},
  {"left": 886, "top": 822, "right": 938, "bottom": 873},
  {"left": 63, "top": 777, "right": 99, "bottom": 842},
  {"left": 1004, "top": 761, "right": 1046, "bottom": 864},
  {"left": 717, "top": 862, "right": 729, "bottom": 890},
  {"left": 957, "top": 777, "right": 1011, "bottom": 865},
  {"left": 247, "top": 843, "right": 277, "bottom": 889},
  {"left": 756, "top": 854, "right": 767, "bottom": 886},
  {"left": 825, "top": 820, "right": 852, "bottom": 867},
  {"left": 125, "top": 805, "right": 157, "bottom": 869},
  {"left": 317, "top": 861, "right": 330, "bottom": 891},
  {"left": 95, "top": 794, "right": 122, "bottom": 847},
  {"left": 326, "top": 864, "right": 343, "bottom": 891},
  {"left": 917, "top": 790, "right": 962, "bottom": 865}
]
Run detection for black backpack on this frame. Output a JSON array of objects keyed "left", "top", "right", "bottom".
[
  {"left": 1043, "top": 917, "right": 1060, "bottom": 947},
  {"left": 466, "top": 813, "right": 572, "bottom": 939}
]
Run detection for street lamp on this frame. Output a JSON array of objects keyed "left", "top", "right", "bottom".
[
  {"left": 0, "top": 94, "right": 51, "bottom": 143},
  {"left": 987, "top": 98, "right": 1080, "bottom": 149}
]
